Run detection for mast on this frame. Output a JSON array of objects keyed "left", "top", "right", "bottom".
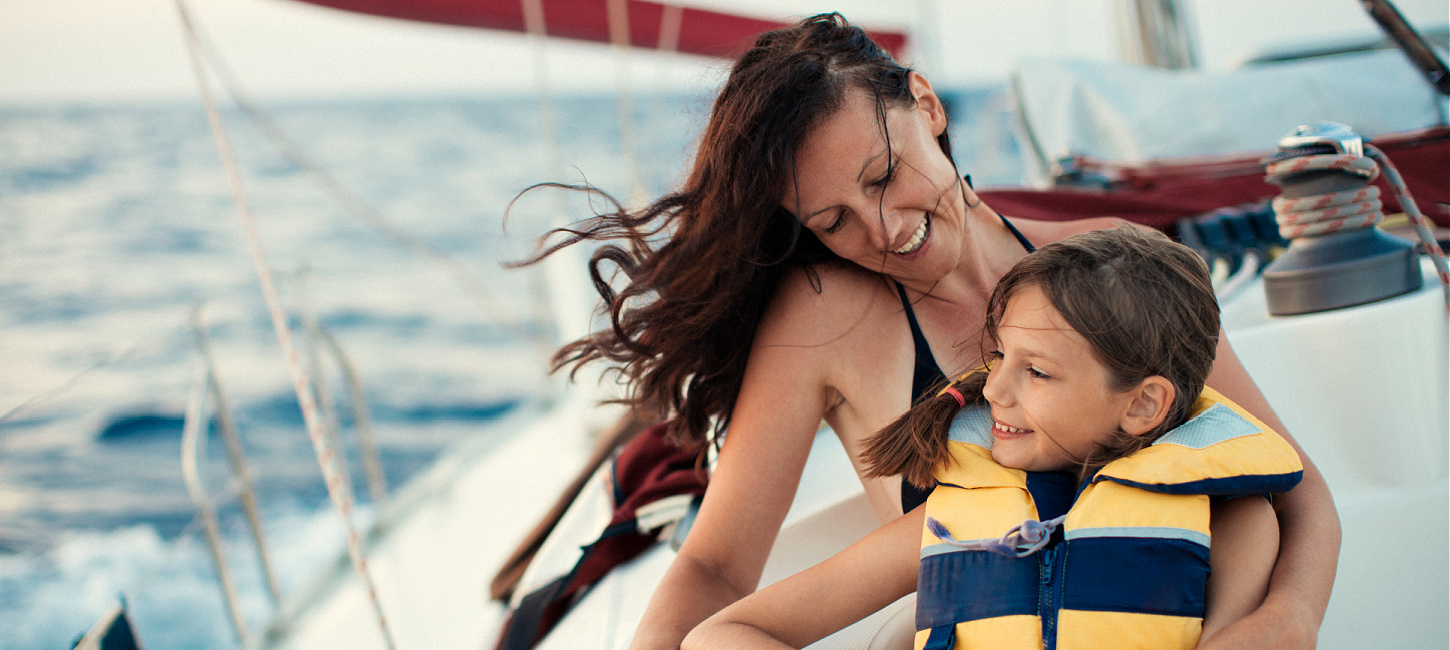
[{"left": 1113, "top": 0, "right": 1199, "bottom": 69}]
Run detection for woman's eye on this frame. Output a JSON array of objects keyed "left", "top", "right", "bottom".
[
  {"left": 824, "top": 211, "right": 847, "bottom": 234},
  {"left": 872, "top": 163, "right": 897, "bottom": 188}
]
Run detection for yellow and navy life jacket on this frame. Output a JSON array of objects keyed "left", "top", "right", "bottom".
[{"left": 915, "top": 387, "right": 1303, "bottom": 650}]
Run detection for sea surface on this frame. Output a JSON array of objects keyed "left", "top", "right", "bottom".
[{"left": 0, "top": 88, "right": 1018, "bottom": 648}]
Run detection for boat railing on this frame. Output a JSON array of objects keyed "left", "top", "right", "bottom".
[
  {"left": 184, "top": 300, "right": 397, "bottom": 645},
  {"left": 183, "top": 305, "right": 280, "bottom": 645}
]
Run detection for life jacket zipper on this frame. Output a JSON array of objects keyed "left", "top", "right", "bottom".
[{"left": 1039, "top": 544, "right": 1063, "bottom": 650}]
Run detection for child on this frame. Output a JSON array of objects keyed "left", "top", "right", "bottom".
[{"left": 682, "top": 226, "right": 1304, "bottom": 649}]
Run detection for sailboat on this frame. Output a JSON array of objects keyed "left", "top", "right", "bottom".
[{"left": 66, "top": 0, "right": 1447, "bottom": 648}]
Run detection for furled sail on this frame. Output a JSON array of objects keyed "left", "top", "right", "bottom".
[{"left": 288, "top": 0, "right": 908, "bottom": 59}]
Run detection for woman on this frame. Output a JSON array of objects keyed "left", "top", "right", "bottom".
[{"left": 539, "top": 13, "right": 1337, "bottom": 649}]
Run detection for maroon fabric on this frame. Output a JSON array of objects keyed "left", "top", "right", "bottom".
[
  {"left": 499, "top": 421, "right": 707, "bottom": 649},
  {"left": 569, "top": 421, "right": 707, "bottom": 589},
  {"left": 977, "top": 127, "right": 1450, "bottom": 232},
  {"left": 289, "top": 0, "right": 907, "bottom": 60}
]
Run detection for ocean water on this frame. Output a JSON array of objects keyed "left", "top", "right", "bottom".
[{"left": 0, "top": 88, "right": 1017, "bottom": 648}]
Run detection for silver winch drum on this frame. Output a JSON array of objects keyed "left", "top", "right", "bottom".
[{"left": 1260, "top": 122, "right": 1423, "bottom": 316}]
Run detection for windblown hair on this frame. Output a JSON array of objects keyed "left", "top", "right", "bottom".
[
  {"left": 863, "top": 226, "right": 1222, "bottom": 488},
  {"left": 518, "top": 14, "right": 947, "bottom": 447}
]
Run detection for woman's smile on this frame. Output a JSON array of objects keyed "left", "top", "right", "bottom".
[{"left": 891, "top": 214, "right": 931, "bottom": 257}]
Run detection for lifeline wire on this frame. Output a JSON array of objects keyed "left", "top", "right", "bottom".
[
  {"left": 173, "top": 1, "right": 396, "bottom": 647},
  {"left": 1265, "top": 145, "right": 1449, "bottom": 308}
]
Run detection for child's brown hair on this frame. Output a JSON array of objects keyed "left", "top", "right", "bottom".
[{"left": 863, "top": 225, "right": 1221, "bottom": 488}]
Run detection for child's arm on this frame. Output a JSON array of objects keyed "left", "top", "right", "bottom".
[
  {"left": 682, "top": 506, "right": 924, "bottom": 649},
  {"left": 1198, "top": 494, "right": 1281, "bottom": 648}
]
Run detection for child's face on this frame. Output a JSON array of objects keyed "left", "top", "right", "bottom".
[{"left": 982, "top": 285, "right": 1137, "bottom": 472}]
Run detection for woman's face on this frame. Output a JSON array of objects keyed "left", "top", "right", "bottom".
[{"left": 782, "top": 73, "right": 966, "bottom": 286}]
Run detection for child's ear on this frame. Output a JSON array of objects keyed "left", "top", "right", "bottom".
[{"left": 1121, "top": 376, "right": 1175, "bottom": 436}]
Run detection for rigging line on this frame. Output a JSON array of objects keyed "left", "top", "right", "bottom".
[
  {"left": 0, "top": 280, "right": 273, "bottom": 426},
  {"left": 0, "top": 339, "right": 147, "bottom": 425},
  {"left": 182, "top": 14, "right": 539, "bottom": 346},
  {"left": 172, "top": 1, "right": 396, "bottom": 647},
  {"left": 641, "top": 4, "right": 683, "bottom": 193},
  {"left": 0, "top": 277, "right": 282, "bottom": 427},
  {"left": 606, "top": 0, "right": 647, "bottom": 206}
]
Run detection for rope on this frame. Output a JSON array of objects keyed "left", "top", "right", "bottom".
[
  {"left": 0, "top": 340, "right": 147, "bottom": 425},
  {"left": 1366, "top": 146, "right": 1450, "bottom": 302},
  {"left": 180, "top": 18, "right": 541, "bottom": 348},
  {"left": 173, "top": 1, "right": 395, "bottom": 647},
  {"left": 1265, "top": 146, "right": 1449, "bottom": 307},
  {"left": 1267, "top": 154, "right": 1381, "bottom": 239},
  {"left": 926, "top": 515, "right": 1067, "bottom": 558}
]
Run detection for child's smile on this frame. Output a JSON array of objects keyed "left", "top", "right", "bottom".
[{"left": 982, "top": 286, "right": 1137, "bottom": 472}]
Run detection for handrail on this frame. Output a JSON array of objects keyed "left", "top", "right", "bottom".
[
  {"left": 297, "top": 269, "right": 389, "bottom": 506},
  {"left": 297, "top": 270, "right": 360, "bottom": 510},
  {"left": 192, "top": 305, "right": 285, "bottom": 609},
  {"left": 180, "top": 359, "right": 248, "bottom": 644},
  {"left": 318, "top": 326, "right": 390, "bottom": 506}
]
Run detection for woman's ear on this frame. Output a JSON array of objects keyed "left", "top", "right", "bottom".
[
  {"left": 907, "top": 71, "right": 948, "bottom": 137},
  {"left": 1120, "top": 376, "right": 1175, "bottom": 436}
]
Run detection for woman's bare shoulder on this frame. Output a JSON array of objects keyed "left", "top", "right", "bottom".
[
  {"left": 1009, "top": 216, "right": 1132, "bottom": 245},
  {"left": 755, "top": 262, "right": 900, "bottom": 348}
]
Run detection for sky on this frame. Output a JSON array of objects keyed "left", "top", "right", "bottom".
[{"left": 0, "top": 0, "right": 1446, "bottom": 104}]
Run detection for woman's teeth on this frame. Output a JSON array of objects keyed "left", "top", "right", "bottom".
[{"left": 893, "top": 217, "right": 929, "bottom": 255}]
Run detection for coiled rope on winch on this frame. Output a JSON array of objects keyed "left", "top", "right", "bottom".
[{"left": 1265, "top": 144, "right": 1450, "bottom": 308}]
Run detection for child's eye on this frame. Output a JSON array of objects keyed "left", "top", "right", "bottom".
[
  {"left": 1027, "top": 366, "right": 1050, "bottom": 380},
  {"left": 984, "top": 350, "right": 1004, "bottom": 369}
]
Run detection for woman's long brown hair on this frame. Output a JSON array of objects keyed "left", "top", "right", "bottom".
[
  {"left": 862, "top": 226, "right": 1222, "bottom": 488},
  {"left": 514, "top": 14, "right": 951, "bottom": 447}
]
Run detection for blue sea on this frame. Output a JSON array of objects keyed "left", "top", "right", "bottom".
[{"left": 0, "top": 88, "right": 1018, "bottom": 648}]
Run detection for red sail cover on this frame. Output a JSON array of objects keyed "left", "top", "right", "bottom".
[
  {"left": 290, "top": 0, "right": 908, "bottom": 59},
  {"left": 977, "top": 126, "right": 1450, "bottom": 232}
]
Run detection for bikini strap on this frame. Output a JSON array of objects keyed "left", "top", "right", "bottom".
[
  {"left": 895, "top": 282, "right": 947, "bottom": 401},
  {"left": 999, "top": 214, "right": 1035, "bottom": 253}
]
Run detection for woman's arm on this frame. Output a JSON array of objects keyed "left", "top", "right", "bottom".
[
  {"left": 1201, "top": 336, "right": 1340, "bottom": 649},
  {"left": 1199, "top": 495, "right": 1279, "bottom": 646},
  {"left": 630, "top": 269, "right": 890, "bottom": 650},
  {"left": 683, "top": 508, "right": 923, "bottom": 649},
  {"left": 628, "top": 355, "right": 827, "bottom": 649}
]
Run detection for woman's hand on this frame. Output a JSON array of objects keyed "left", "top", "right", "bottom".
[{"left": 1197, "top": 598, "right": 1315, "bottom": 650}]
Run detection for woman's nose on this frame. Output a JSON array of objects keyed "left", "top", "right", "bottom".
[{"left": 862, "top": 204, "right": 907, "bottom": 251}]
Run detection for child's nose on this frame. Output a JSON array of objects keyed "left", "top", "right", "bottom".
[{"left": 982, "top": 366, "right": 1010, "bottom": 407}]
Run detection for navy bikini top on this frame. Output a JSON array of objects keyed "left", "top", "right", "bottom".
[{"left": 897, "top": 213, "right": 1035, "bottom": 512}]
